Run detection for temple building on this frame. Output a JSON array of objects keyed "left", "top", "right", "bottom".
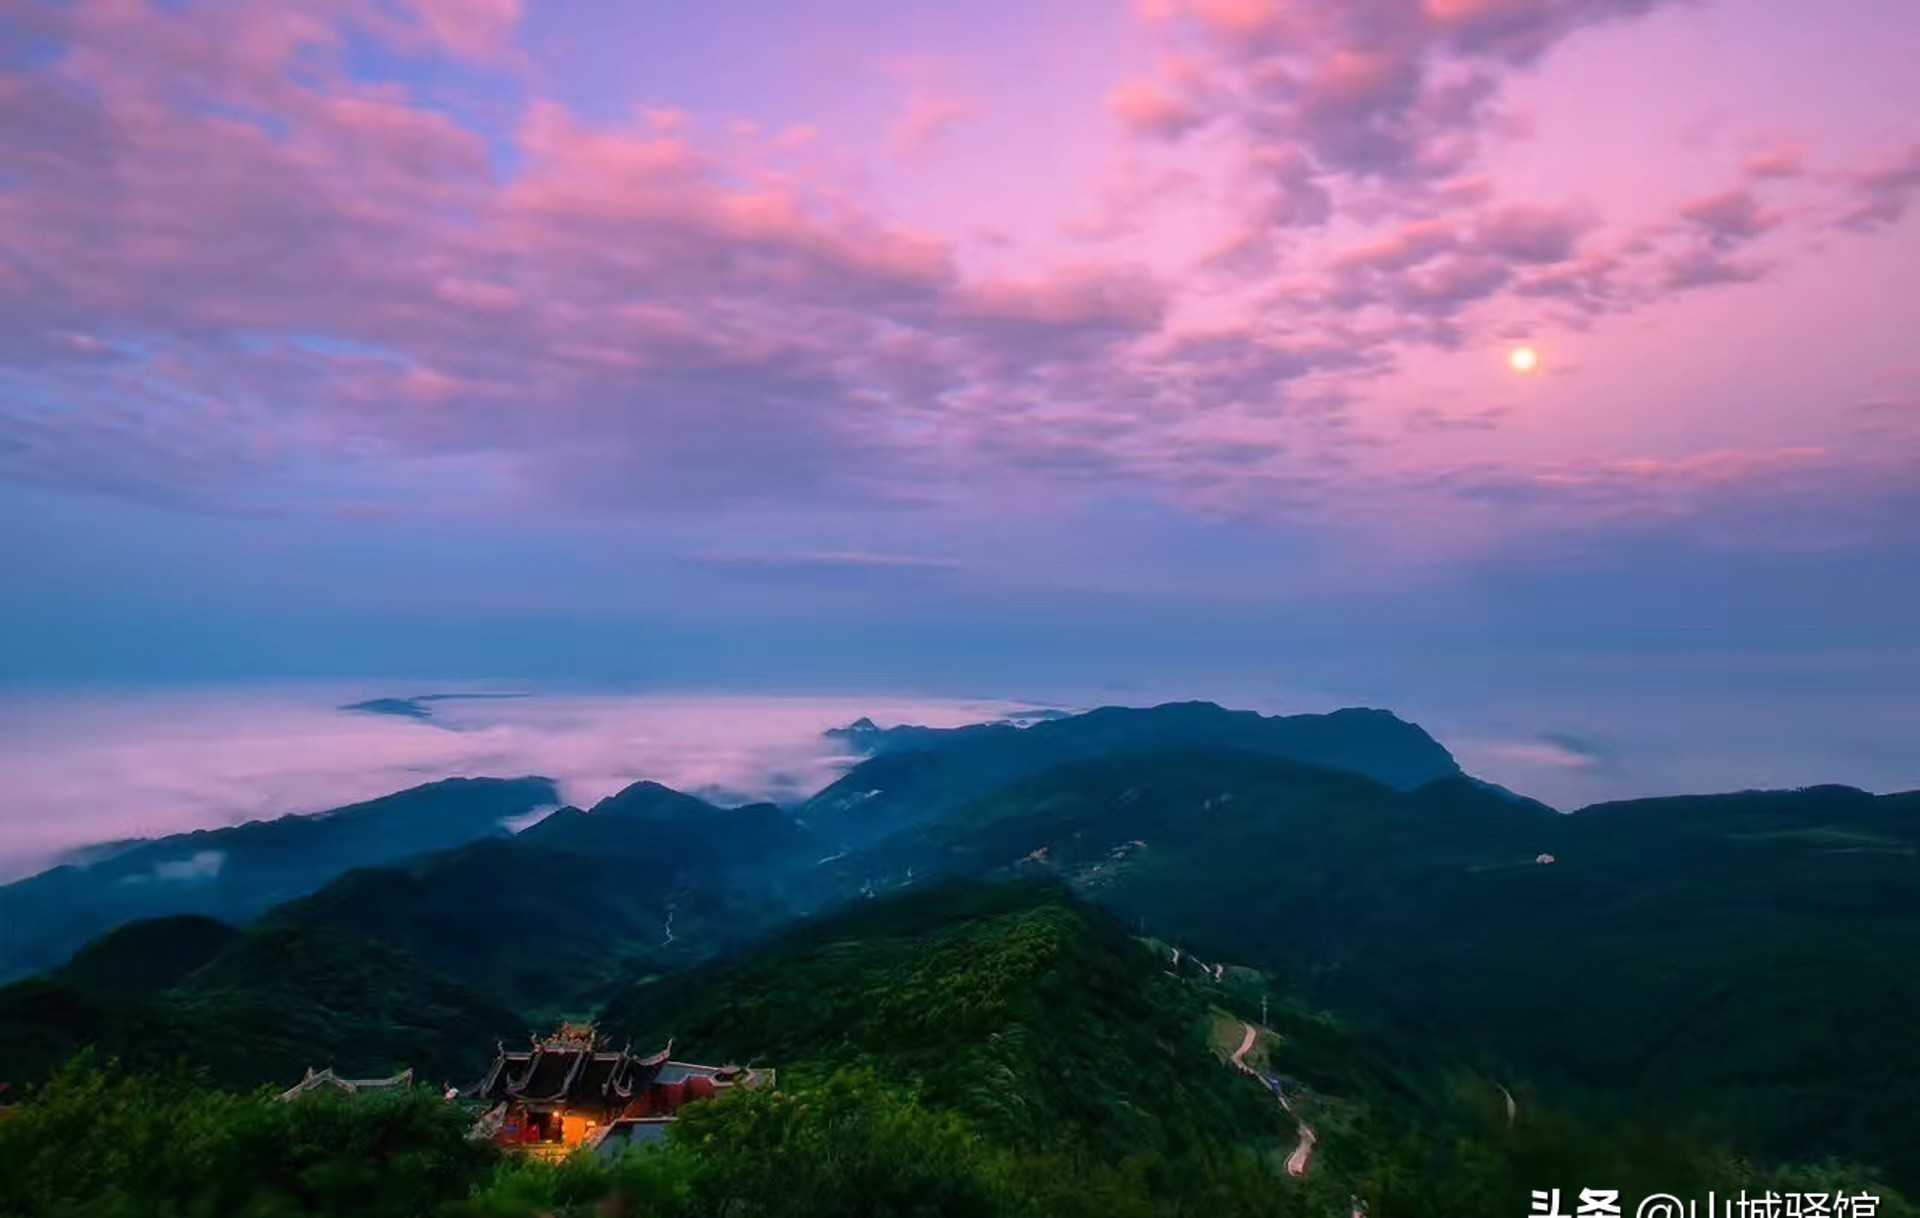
[{"left": 469, "top": 1023, "right": 772, "bottom": 1155}]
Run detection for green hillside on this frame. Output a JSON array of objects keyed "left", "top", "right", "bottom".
[
  {"left": 820, "top": 752, "right": 1920, "bottom": 1186},
  {"left": 4, "top": 875, "right": 1914, "bottom": 1217},
  {"left": 55, "top": 913, "right": 242, "bottom": 997},
  {"left": 265, "top": 783, "right": 816, "bottom": 1016},
  {"left": 600, "top": 878, "right": 1298, "bottom": 1159},
  {"left": 0, "top": 920, "right": 521, "bottom": 1090}
]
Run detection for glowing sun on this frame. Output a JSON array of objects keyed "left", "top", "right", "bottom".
[{"left": 1508, "top": 346, "right": 1540, "bottom": 374}]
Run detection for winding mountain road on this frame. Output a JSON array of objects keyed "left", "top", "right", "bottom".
[
  {"left": 1231, "top": 1021, "right": 1316, "bottom": 1179},
  {"left": 1276, "top": 1089, "right": 1317, "bottom": 1177},
  {"left": 1230, "top": 1021, "right": 1257, "bottom": 1070}
]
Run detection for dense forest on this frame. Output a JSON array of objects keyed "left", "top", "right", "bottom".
[{"left": 3, "top": 882, "right": 1912, "bottom": 1217}]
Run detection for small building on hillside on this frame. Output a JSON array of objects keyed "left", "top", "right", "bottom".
[
  {"left": 468, "top": 1023, "right": 772, "bottom": 1155},
  {"left": 278, "top": 1067, "right": 415, "bottom": 1102}
]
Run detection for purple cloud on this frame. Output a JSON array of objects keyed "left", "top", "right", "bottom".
[
  {"left": 0, "top": 0, "right": 1912, "bottom": 556},
  {"left": 1678, "top": 188, "right": 1782, "bottom": 245},
  {"left": 1838, "top": 144, "right": 1920, "bottom": 231}
]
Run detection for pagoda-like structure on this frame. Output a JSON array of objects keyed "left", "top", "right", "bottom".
[{"left": 470, "top": 1023, "right": 770, "bottom": 1154}]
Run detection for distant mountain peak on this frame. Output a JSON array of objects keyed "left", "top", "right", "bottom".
[
  {"left": 337, "top": 692, "right": 533, "bottom": 723},
  {"left": 587, "top": 780, "right": 720, "bottom": 820},
  {"left": 802, "top": 700, "right": 1464, "bottom": 851}
]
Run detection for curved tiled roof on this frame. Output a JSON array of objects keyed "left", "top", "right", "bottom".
[{"left": 475, "top": 1035, "right": 673, "bottom": 1107}]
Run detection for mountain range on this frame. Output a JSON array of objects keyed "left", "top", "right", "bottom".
[{"left": 2, "top": 700, "right": 1916, "bottom": 1210}]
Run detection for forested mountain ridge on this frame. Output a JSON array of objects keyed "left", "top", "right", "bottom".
[
  {"left": 0, "top": 776, "right": 559, "bottom": 983},
  {"left": 806, "top": 701, "right": 1465, "bottom": 846},
  {"left": 259, "top": 781, "right": 824, "bottom": 1015},
  {"left": 813, "top": 750, "right": 1920, "bottom": 1185}
]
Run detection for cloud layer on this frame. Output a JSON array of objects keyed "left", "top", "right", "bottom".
[
  {"left": 0, "top": 689, "right": 1033, "bottom": 881},
  {"left": 1, "top": 0, "right": 1912, "bottom": 542}
]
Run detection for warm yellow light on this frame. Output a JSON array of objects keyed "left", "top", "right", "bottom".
[{"left": 1508, "top": 346, "right": 1539, "bottom": 373}]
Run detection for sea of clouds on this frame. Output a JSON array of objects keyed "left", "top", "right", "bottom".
[
  {"left": 3, "top": 676, "right": 1915, "bottom": 885},
  {"left": 0, "top": 688, "right": 1036, "bottom": 883}
]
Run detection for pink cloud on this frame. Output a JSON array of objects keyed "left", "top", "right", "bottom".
[
  {"left": 774, "top": 123, "right": 820, "bottom": 150},
  {"left": 949, "top": 267, "right": 1167, "bottom": 332},
  {"left": 1423, "top": 0, "right": 1528, "bottom": 20},
  {"left": 1123, "top": 0, "right": 1679, "bottom": 208},
  {"left": 1332, "top": 219, "right": 1459, "bottom": 271},
  {"left": 890, "top": 92, "right": 975, "bottom": 156},
  {"left": 1478, "top": 737, "right": 1604, "bottom": 772},
  {"left": 0, "top": 0, "right": 1912, "bottom": 547},
  {"left": 1184, "top": 0, "right": 1288, "bottom": 46},
  {"left": 1107, "top": 76, "right": 1207, "bottom": 139},
  {"left": 433, "top": 276, "right": 521, "bottom": 315},
  {"left": 1743, "top": 145, "right": 1804, "bottom": 179},
  {"left": 410, "top": 0, "right": 523, "bottom": 59}
]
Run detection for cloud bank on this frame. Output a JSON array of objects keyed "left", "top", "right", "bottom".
[{"left": 0, "top": 688, "right": 1032, "bottom": 882}]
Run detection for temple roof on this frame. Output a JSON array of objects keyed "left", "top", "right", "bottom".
[
  {"left": 518, "top": 1048, "right": 583, "bottom": 1101},
  {"left": 475, "top": 1028, "right": 673, "bottom": 1108}
]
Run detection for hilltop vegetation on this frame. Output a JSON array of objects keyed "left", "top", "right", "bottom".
[
  {"left": 0, "top": 920, "right": 520, "bottom": 1090},
  {"left": 601, "top": 879, "right": 1291, "bottom": 1160},
  {"left": 0, "top": 1059, "right": 493, "bottom": 1218}
]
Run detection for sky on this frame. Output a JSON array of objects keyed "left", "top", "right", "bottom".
[{"left": 1, "top": 0, "right": 1917, "bottom": 811}]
